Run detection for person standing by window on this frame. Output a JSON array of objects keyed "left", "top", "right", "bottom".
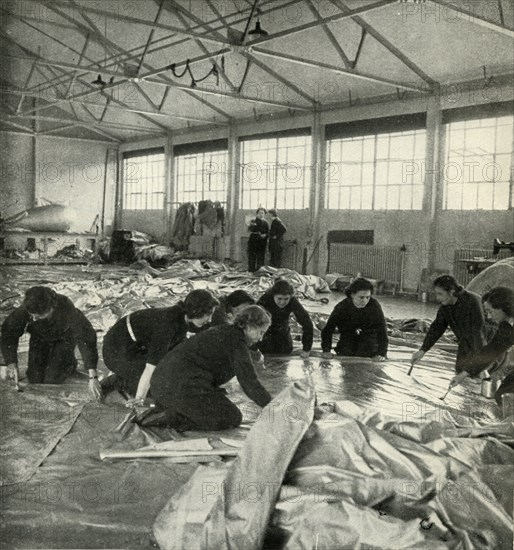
[
  {"left": 247, "top": 207, "right": 269, "bottom": 272},
  {"left": 268, "top": 209, "right": 287, "bottom": 268}
]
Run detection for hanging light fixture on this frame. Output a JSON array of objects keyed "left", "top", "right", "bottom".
[
  {"left": 248, "top": 18, "right": 268, "bottom": 37},
  {"left": 92, "top": 74, "right": 106, "bottom": 87}
]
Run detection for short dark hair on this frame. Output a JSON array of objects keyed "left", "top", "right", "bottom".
[
  {"left": 225, "top": 290, "right": 255, "bottom": 312},
  {"left": 234, "top": 305, "right": 271, "bottom": 329},
  {"left": 256, "top": 207, "right": 267, "bottom": 214},
  {"left": 269, "top": 279, "right": 294, "bottom": 296},
  {"left": 345, "top": 277, "right": 374, "bottom": 297},
  {"left": 268, "top": 209, "right": 278, "bottom": 217},
  {"left": 183, "top": 289, "right": 219, "bottom": 319},
  {"left": 23, "top": 286, "right": 58, "bottom": 315},
  {"left": 482, "top": 287, "right": 514, "bottom": 318},
  {"left": 433, "top": 275, "right": 462, "bottom": 293}
]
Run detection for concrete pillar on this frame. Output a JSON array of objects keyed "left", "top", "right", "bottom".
[
  {"left": 165, "top": 131, "right": 174, "bottom": 243},
  {"left": 227, "top": 123, "right": 239, "bottom": 259},
  {"left": 310, "top": 109, "right": 324, "bottom": 275},
  {"left": 425, "top": 95, "right": 442, "bottom": 272}
]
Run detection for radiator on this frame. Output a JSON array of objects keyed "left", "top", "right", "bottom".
[
  {"left": 327, "top": 243, "right": 403, "bottom": 291},
  {"left": 453, "top": 248, "right": 510, "bottom": 286},
  {"left": 240, "top": 237, "right": 298, "bottom": 271}
]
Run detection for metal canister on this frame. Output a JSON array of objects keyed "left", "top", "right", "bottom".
[{"left": 481, "top": 378, "right": 494, "bottom": 398}]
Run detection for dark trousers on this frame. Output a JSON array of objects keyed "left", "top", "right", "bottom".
[
  {"left": 27, "top": 336, "right": 77, "bottom": 384},
  {"left": 269, "top": 239, "right": 284, "bottom": 268},
  {"left": 248, "top": 242, "right": 266, "bottom": 272},
  {"left": 335, "top": 332, "right": 379, "bottom": 358},
  {"left": 102, "top": 331, "right": 146, "bottom": 396},
  {"left": 258, "top": 325, "right": 293, "bottom": 355},
  {"left": 155, "top": 388, "right": 242, "bottom": 431}
]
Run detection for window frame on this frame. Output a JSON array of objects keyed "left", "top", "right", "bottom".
[
  {"left": 121, "top": 148, "right": 165, "bottom": 211},
  {"left": 239, "top": 131, "right": 312, "bottom": 210}
]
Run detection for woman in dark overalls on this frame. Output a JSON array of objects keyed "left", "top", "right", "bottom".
[
  {"left": 321, "top": 278, "right": 388, "bottom": 361},
  {"left": 101, "top": 289, "right": 219, "bottom": 403},
  {"left": 247, "top": 208, "right": 269, "bottom": 272},
  {"left": 148, "top": 305, "right": 272, "bottom": 431},
  {"left": 1, "top": 286, "right": 101, "bottom": 399},
  {"left": 257, "top": 280, "right": 313, "bottom": 358}
]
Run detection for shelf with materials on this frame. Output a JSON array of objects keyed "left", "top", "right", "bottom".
[{"left": 0, "top": 232, "right": 97, "bottom": 265}]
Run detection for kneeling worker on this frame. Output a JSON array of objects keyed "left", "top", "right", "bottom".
[
  {"left": 1, "top": 286, "right": 101, "bottom": 399},
  {"left": 149, "top": 305, "right": 272, "bottom": 431},
  {"left": 102, "top": 289, "right": 219, "bottom": 404},
  {"left": 449, "top": 287, "right": 514, "bottom": 406}
]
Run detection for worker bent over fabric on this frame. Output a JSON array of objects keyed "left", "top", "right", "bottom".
[
  {"left": 147, "top": 305, "right": 272, "bottom": 431},
  {"left": 209, "top": 289, "right": 255, "bottom": 326},
  {"left": 411, "top": 275, "right": 486, "bottom": 372},
  {"left": 101, "top": 289, "right": 219, "bottom": 405},
  {"left": 257, "top": 280, "right": 313, "bottom": 358},
  {"left": 321, "top": 278, "right": 388, "bottom": 361},
  {"left": 0, "top": 286, "right": 101, "bottom": 400},
  {"left": 449, "top": 286, "right": 514, "bottom": 406}
]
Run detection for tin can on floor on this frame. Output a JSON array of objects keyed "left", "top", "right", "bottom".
[{"left": 481, "top": 378, "right": 494, "bottom": 398}]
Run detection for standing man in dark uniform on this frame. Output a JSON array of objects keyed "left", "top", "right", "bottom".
[
  {"left": 1, "top": 286, "right": 101, "bottom": 399},
  {"left": 101, "top": 289, "right": 219, "bottom": 404},
  {"left": 411, "top": 275, "right": 486, "bottom": 372},
  {"left": 247, "top": 207, "right": 269, "bottom": 272},
  {"left": 257, "top": 280, "right": 313, "bottom": 358},
  {"left": 268, "top": 209, "right": 287, "bottom": 268}
]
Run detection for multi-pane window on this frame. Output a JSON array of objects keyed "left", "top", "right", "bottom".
[
  {"left": 240, "top": 134, "right": 311, "bottom": 209},
  {"left": 443, "top": 115, "right": 513, "bottom": 210},
  {"left": 175, "top": 149, "right": 228, "bottom": 205},
  {"left": 325, "top": 129, "right": 426, "bottom": 210},
  {"left": 122, "top": 149, "right": 165, "bottom": 210}
]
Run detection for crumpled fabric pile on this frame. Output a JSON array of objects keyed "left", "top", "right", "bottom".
[{"left": 154, "top": 379, "right": 514, "bottom": 550}]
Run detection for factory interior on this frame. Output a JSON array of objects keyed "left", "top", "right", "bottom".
[{"left": 1, "top": 0, "right": 514, "bottom": 548}]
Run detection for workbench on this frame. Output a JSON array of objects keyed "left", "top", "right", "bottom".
[{"left": 0, "top": 232, "right": 96, "bottom": 265}]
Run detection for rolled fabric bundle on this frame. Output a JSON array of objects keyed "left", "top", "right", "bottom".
[{"left": 5, "top": 204, "right": 78, "bottom": 232}]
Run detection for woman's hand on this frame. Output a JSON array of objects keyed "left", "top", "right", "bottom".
[
  {"left": 125, "top": 397, "right": 146, "bottom": 408},
  {"left": 251, "top": 350, "right": 265, "bottom": 368},
  {"left": 410, "top": 350, "right": 425, "bottom": 365},
  {"left": 1, "top": 363, "right": 19, "bottom": 382},
  {"left": 450, "top": 371, "right": 469, "bottom": 388},
  {"left": 88, "top": 378, "right": 103, "bottom": 401},
  {"left": 372, "top": 355, "right": 386, "bottom": 362}
]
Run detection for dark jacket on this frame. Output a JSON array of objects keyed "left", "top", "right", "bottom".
[
  {"left": 103, "top": 302, "right": 193, "bottom": 367},
  {"left": 257, "top": 292, "right": 314, "bottom": 352},
  {"left": 420, "top": 289, "right": 486, "bottom": 368},
  {"left": 210, "top": 296, "right": 230, "bottom": 327},
  {"left": 462, "top": 320, "right": 514, "bottom": 377},
  {"left": 321, "top": 297, "right": 388, "bottom": 357},
  {"left": 248, "top": 218, "right": 269, "bottom": 246},
  {"left": 1, "top": 294, "right": 98, "bottom": 370},
  {"left": 151, "top": 324, "right": 271, "bottom": 408},
  {"left": 269, "top": 218, "right": 287, "bottom": 244}
]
